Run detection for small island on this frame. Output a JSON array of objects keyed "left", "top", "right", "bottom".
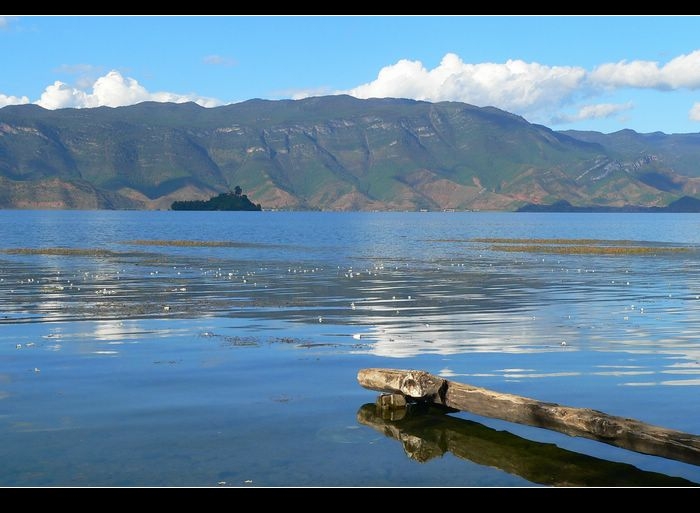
[{"left": 171, "top": 186, "right": 262, "bottom": 211}]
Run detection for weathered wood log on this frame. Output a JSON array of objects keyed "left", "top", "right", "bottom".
[
  {"left": 357, "top": 368, "right": 700, "bottom": 467},
  {"left": 376, "top": 393, "right": 407, "bottom": 410},
  {"left": 356, "top": 403, "right": 698, "bottom": 487}
]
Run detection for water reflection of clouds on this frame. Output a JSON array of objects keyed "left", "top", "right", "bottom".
[
  {"left": 501, "top": 371, "right": 580, "bottom": 379},
  {"left": 36, "top": 299, "right": 71, "bottom": 321},
  {"left": 3, "top": 263, "right": 129, "bottom": 324},
  {"left": 8, "top": 214, "right": 700, "bottom": 376},
  {"left": 69, "top": 319, "right": 197, "bottom": 357},
  {"left": 622, "top": 378, "right": 700, "bottom": 386},
  {"left": 606, "top": 357, "right": 700, "bottom": 386},
  {"left": 352, "top": 285, "right": 700, "bottom": 368},
  {"left": 68, "top": 319, "right": 192, "bottom": 343},
  {"left": 438, "top": 367, "right": 581, "bottom": 379},
  {"left": 592, "top": 370, "right": 656, "bottom": 376},
  {"left": 92, "top": 320, "right": 138, "bottom": 341},
  {"left": 438, "top": 362, "right": 700, "bottom": 385},
  {"left": 359, "top": 313, "right": 577, "bottom": 357},
  {"left": 659, "top": 379, "right": 700, "bottom": 386}
]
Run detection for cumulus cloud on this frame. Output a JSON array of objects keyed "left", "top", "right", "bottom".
[
  {"left": 8, "top": 49, "right": 700, "bottom": 131},
  {"left": 343, "top": 53, "right": 587, "bottom": 116},
  {"left": 551, "top": 102, "right": 634, "bottom": 124},
  {"left": 590, "top": 50, "right": 700, "bottom": 90},
  {"left": 203, "top": 54, "right": 236, "bottom": 67},
  {"left": 37, "top": 82, "right": 91, "bottom": 109},
  {"left": 34, "top": 70, "right": 223, "bottom": 109},
  {"left": 0, "top": 94, "right": 30, "bottom": 108},
  {"left": 690, "top": 102, "right": 700, "bottom": 122},
  {"left": 336, "top": 50, "right": 700, "bottom": 128},
  {"left": 346, "top": 51, "right": 700, "bottom": 116}
]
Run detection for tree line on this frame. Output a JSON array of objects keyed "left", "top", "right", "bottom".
[{"left": 171, "top": 186, "right": 262, "bottom": 211}]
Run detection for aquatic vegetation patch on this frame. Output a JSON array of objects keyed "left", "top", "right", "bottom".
[
  {"left": 221, "top": 335, "right": 260, "bottom": 347},
  {"left": 3, "top": 247, "right": 132, "bottom": 257},
  {"left": 127, "top": 239, "right": 241, "bottom": 247},
  {"left": 491, "top": 245, "right": 687, "bottom": 255},
  {"left": 126, "top": 239, "right": 279, "bottom": 249},
  {"left": 467, "top": 238, "right": 691, "bottom": 255},
  {"left": 471, "top": 238, "right": 639, "bottom": 245},
  {"left": 200, "top": 333, "right": 328, "bottom": 348},
  {"left": 271, "top": 336, "right": 302, "bottom": 344}
]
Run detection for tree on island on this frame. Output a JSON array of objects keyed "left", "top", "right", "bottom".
[{"left": 171, "top": 185, "right": 262, "bottom": 211}]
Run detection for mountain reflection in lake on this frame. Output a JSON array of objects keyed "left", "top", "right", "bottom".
[{"left": 1, "top": 210, "right": 700, "bottom": 486}]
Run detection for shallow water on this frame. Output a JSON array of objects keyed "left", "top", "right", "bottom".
[{"left": 1, "top": 210, "right": 700, "bottom": 486}]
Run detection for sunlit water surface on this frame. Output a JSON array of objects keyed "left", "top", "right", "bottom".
[{"left": 1, "top": 210, "right": 700, "bottom": 486}]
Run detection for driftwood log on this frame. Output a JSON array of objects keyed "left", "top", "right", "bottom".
[
  {"left": 357, "top": 368, "right": 700, "bottom": 467},
  {"left": 356, "top": 403, "right": 697, "bottom": 486}
]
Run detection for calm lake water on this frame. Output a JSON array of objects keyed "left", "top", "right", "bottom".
[{"left": 1, "top": 210, "right": 700, "bottom": 487}]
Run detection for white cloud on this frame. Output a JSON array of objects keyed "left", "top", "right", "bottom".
[
  {"left": 690, "top": 102, "right": 700, "bottom": 122},
  {"left": 577, "top": 102, "right": 633, "bottom": 119},
  {"left": 203, "top": 54, "right": 236, "bottom": 67},
  {"left": 339, "top": 50, "right": 700, "bottom": 128},
  {"left": 34, "top": 70, "right": 223, "bottom": 109},
  {"left": 346, "top": 51, "right": 700, "bottom": 117},
  {"left": 343, "top": 53, "right": 587, "bottom": 116},
  {"left": 0, "top": 16, "right": 18, "bottom": 30},
  {"left": 53, "top": 64, "right": 119, "bottom": 90},
  {"left": 290, "top": 87, "right": 335, "bottom": 100},
  {"left": 551, "top": 102, "right": 634, "bottom": 124},
  {"left": 590, "top": 50, "right": 700, "bottom": 90},
  {"left": 90, "top": 72, "right": 151, "bottom": 107},
  {"left": 0, "top": 94, "right": 30, "bottom": 107},
  {"left": 9, "top": 48, "right": 700, "bottom": 132},
  {"left": 53, "top": 63, "right": 103, "bottom": 75},
  {"left": 37, "top": 81, "right": 91, "bottom": 109}
]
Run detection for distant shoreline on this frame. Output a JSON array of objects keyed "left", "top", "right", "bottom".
[{"left": 517, "top": 196, "right": 700, "bottom": 213}]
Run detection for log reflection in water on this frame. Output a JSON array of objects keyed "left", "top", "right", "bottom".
[{"left": 356, "top": 403, "right": 698, "bottom": 487}]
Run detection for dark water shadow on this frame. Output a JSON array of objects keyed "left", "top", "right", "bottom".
[{"left": 356, "top": 403, "right": 698, "bottom": 487}]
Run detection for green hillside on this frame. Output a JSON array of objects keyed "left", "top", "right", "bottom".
[{"left": 1, "top": 95, "right": 699, "bottom": 211}]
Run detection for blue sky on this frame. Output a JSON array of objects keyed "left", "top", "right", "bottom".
[{"left": 2, "top": 15, "right": 700, "bottom": 134}]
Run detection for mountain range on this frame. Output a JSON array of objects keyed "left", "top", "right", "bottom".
[{"left": 1, "top": 94, "right": 699, "bottom": 211}]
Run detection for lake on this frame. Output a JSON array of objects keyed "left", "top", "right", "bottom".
[{"left": 1, "top": 210, "right": 700, "bottom": 487}]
